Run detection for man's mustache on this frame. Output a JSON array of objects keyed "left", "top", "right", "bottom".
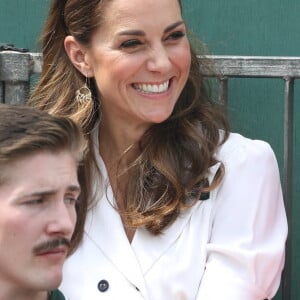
[{"left": 33, "top": 238, "right": 71, "bottom": 254}]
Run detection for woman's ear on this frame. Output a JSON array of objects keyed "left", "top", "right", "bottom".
[{"left": 64, "top": 36, "right": 94, "bottom": 77}]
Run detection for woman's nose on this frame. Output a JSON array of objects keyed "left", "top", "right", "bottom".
[{"left": 146, "top": 43, "right": 172, "bottom": 73}]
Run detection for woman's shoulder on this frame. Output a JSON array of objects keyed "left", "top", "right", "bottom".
[
  {"left": 216, "top": 132, "right": 277, "bottom": 170},
  {"left": 49, "top": 289, "right": 66, "bottom": 300}
]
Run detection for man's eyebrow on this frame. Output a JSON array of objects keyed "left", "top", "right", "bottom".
[
  {"left": 117, "top": 21, "right": 185, "bottom": 37},
  {"left": 24, "top": 185, "right": 81, "bottom": 198},
  {"left": 67, "top": 185, "right": 81, "bottom": 193}
]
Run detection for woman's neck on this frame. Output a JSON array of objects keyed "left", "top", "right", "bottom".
[
  {"left": 98, "top": 121, "right": 144, "bottom": 171},
  {"left": 98, "top": 114, "right": 149, "bottom": 159},
  {"left": 98, "top": 122, "right": 141, "bottom": 242}
]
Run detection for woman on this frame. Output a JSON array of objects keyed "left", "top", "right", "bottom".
[{"left": 29, "top": 0, "right": 287, "bottom": 299}]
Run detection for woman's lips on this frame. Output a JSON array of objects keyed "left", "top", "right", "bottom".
[{"left": 132, "top": 79, "right": 171, "bottom": 94}]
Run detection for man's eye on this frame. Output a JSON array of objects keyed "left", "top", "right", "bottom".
[
  {"left": 26, "top": 198, "right": 44, "bottom": 205},
  {"left": 120, "top": 39, "right": 142, "bottom": 48},
  {"left": 64, "top": 197, "right": 78, "bottom": 205},
  {"left": 167, "top": 31, "right": 185, "bottom": 41}
]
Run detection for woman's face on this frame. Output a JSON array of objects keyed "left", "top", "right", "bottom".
[{"left": 85, "top": 0, "right": 191, "bottom": 131}]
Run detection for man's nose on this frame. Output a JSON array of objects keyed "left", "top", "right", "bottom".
[{"left": 46, "top": 200, "right": 76, "bottom": 237}]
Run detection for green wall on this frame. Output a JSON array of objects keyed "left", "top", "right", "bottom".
[
  {"left": 1, "top": 1, "right": 299, "bottom": 299},
  {"left": 0, "top": 1, "right": 49, "bottom": 51}
]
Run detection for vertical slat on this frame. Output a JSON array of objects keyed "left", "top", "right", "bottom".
[
  {"left": 281, "top": 77, "right": 294, "bottom": 300},
  {"left": 0, "top": 51, "right": 31, "bottom": 105},
  {"left": 0, "top": 82, "right": 3, "bottom": 103},
  {"left": 4, "top": 82, "right": 29, "bottom": 105},
  {"left": 218, "top": 77, "right": 228, "bottom": 106}
]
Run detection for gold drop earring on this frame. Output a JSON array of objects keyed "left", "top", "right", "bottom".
[{"left": 75, "top": 73, "right": 92, "bottom": 104}]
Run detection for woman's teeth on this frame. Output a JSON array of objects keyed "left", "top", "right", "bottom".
[{"left": 133, "top": 81, "right": 169, "bottom": 93}]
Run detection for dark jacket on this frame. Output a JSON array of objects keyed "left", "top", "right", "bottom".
[{"left": 49, "top": 289, "right": 65, "bottom": 300}]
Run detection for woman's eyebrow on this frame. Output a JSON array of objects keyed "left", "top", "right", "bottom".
[
  {"left": 117, "top": 20, "right": 184, "bottom": 37},
  {"left": 164, "top": 20, "right": 184, "bottom": 33},
  {"left": 118, "top": 29, "right": 145, "bottom": 37}
]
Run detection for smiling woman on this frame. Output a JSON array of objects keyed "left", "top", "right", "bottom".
[
  {"left": 63, "top": 1, "right": 191, "bottom": 127},
  {"left": 28, "top": 0, "right": 287, "bottom": 299}
]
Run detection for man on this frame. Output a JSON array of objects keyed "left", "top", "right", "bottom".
[{"left": 0, "top": 104, "right": 87, "bottom": 300}]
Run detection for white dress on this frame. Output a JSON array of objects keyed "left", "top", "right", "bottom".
[{"left": 60, "top": 132, "right": 287, "bottom": 300}]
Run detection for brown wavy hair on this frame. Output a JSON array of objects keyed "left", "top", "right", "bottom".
[{"left": 28, "top": 0, "right": 229, "bottom": 234}]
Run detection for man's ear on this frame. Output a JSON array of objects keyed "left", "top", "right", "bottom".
[{"left": 64, "top": 35, "right": 94, "bottom": 77}]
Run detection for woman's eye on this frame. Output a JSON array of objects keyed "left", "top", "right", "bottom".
[
  {"left": 120, "top": 39, "right": 142, "bottom": 49},
  {"left": 167, "top": 31, "right": 185, "bottom": 41}
]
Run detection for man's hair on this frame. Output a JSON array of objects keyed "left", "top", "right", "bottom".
[{"left": 0, "top": 103, "right": 87, "bottom": 252}]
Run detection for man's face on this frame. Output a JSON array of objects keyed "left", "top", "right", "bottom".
[{"left": 0, "top": 151, "right": 80, "bottom": 295}]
